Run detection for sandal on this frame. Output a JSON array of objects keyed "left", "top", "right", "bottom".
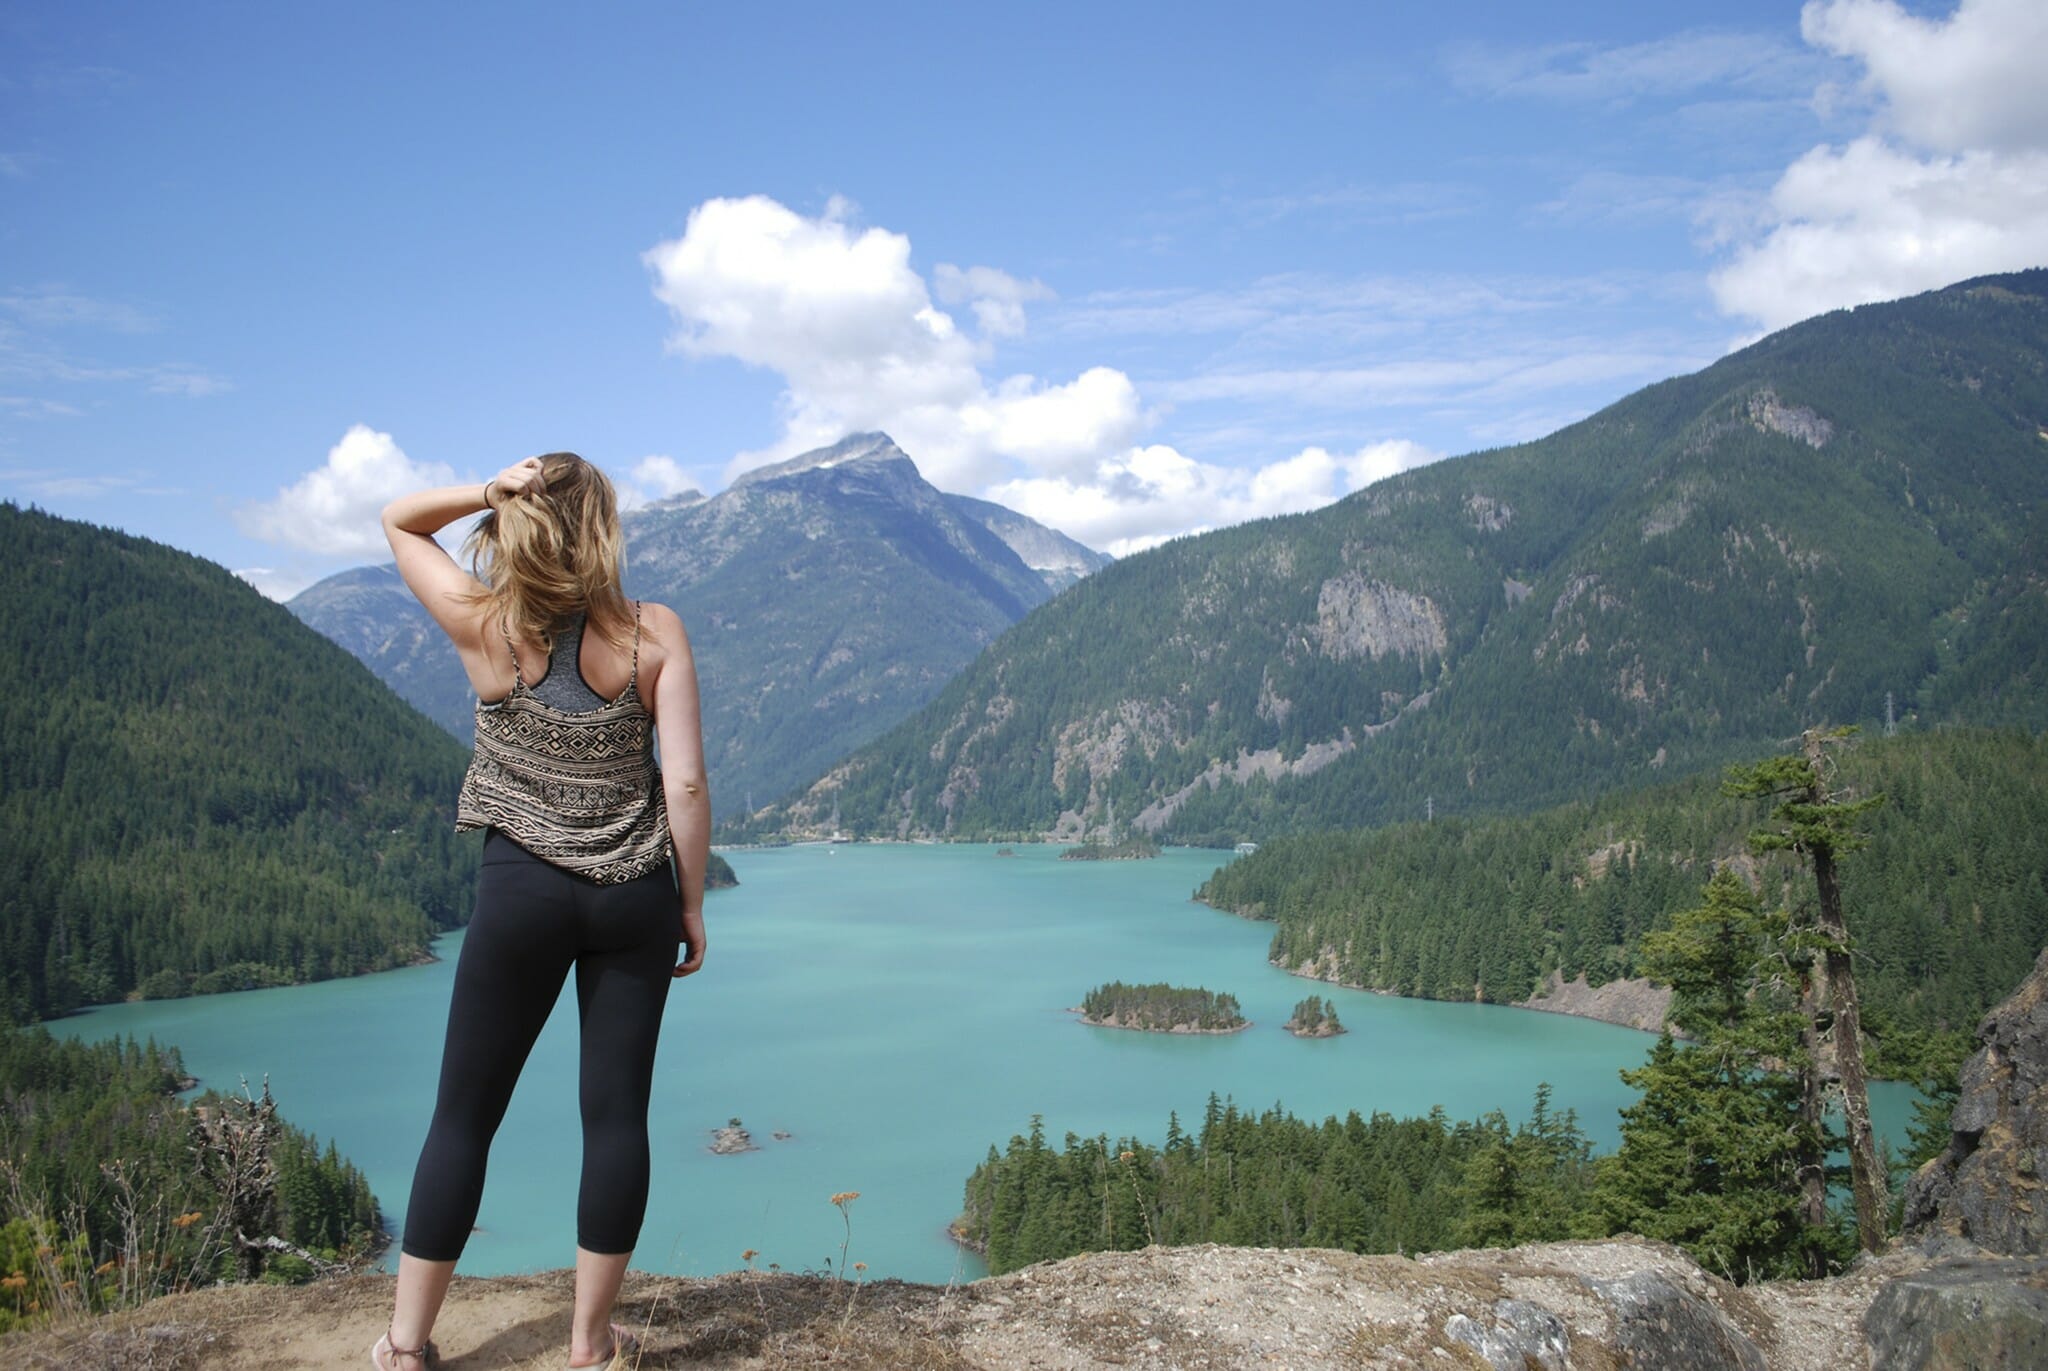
[
  {"left": 371, "top": 1329, "right": 435, "bottom": 1370},
  {"left": 567, "top": 1321, "right": 638, "bottom": 1369}
]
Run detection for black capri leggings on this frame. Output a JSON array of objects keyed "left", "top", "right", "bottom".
[{"left": 401, "top": 830, "right": 679, "bottom": 1261}]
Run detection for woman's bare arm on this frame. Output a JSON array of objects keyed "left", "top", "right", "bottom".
[
  {"left": 647, "top": 602, "right": 711, "bottom": 977},
  {"left": 380, "top": 457, "right": 544, "bottom": 649}
]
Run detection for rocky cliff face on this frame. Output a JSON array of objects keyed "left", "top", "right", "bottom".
[
  {"left": 1861, "top": 942, "right": 2048, "bottom": 1368},
  {"left": 1311, "top": 572, "right": 1447, "bottom": 663},
  {"left": 1904, "top": 945, "right": 2048, "bottom": 1254},
  {"left": 945, "top": 492, "right": 1112, "bottom": 593}
]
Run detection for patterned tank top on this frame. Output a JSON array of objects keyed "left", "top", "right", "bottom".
[{"left": 454, "top": 603, "right": 673, "bottom": 884}]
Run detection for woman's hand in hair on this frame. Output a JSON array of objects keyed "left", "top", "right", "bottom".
[{"left": 488, "top": 456, "right": 548, "bottom": 507}]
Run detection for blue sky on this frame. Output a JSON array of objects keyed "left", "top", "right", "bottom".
[{"left": 4, "top": 1, "right": 2044, "bottom": 594}]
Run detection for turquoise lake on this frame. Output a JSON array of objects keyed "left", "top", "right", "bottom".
[{"left": 50, "top": 843, "right": 1921, "bottom": 1283}]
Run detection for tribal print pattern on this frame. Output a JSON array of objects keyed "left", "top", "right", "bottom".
[{"left": 455, "top": 607, "right": 673, "bottom": 885}]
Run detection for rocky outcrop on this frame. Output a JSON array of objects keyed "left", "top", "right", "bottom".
[
  {"left": 1465, "top": 493, "right": 1513, "bottom": 532},
  {"left": 1902, "top": 945, "right": 2048, "bottom": 1254},
  {"left": 1521, "top": 971, "right": 1671, "bottom": 1035},
  {"left": 1864, "top": 945, "right": 2048, "bottom": 1366},
  {"left": 1747, "top": 389, "right": 1833, "bottom": 448},
  {"left": 708, "top": 1121, "right": 757, "bottom": 1155},
  {"left": 1311, "top": 572, "right": 1447, "bottom": 663},
  {"left": 1132, "top": 732, "right": 1357, "bottom": 833}
]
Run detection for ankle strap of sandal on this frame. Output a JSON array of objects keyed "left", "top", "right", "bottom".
[{"left": 384, "top": 1330, "right": 430, "bottom": 1363}]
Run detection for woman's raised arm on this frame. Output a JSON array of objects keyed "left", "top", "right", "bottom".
[{"left": 381, "top": 457, "right": 545, "bottom": 648}]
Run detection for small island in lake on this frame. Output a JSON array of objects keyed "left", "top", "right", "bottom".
[
  {"left": 1059, "top": 834, "right": 1162, "bottom": 861},
  {"left": 709, "top": 1116, "right": 758, "bottom": 1154},
  {"left": 1284, "top": 994, "right": 1346, "bottom": 1038},
  {"left": 706, "top": 852, "right": 740, "bottom": 888},
  {"left": 1078, "top": 980, "right": 1248, "bottom": 1033}
]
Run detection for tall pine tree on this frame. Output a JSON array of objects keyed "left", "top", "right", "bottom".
[
  {"left": 1726, "top": 727, "right": 1889, "bottom": 1254},
  {"left": 1593, "top": 868, "right": 1842, "bottom": 1281}
]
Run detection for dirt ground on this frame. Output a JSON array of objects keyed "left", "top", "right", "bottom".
[
  {"left": 4, "top": 1266, "right": 977, "bottom": 1371},
  {"left": 1, "top": 1239, "right": 1913, "bottom": 1370}
]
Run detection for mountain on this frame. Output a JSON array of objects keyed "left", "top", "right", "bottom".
[
  {"left": 286, "top": 563, "right": 475, "bottom": 736},
  {"left": 945, "top": 493, "right": 1112, "bottom": 593},
  {"left": 290, "top": 433, "right": 1106, "bottom": 816},
  {"left": 761, "top": 270, "right": 2048, "bottom": 842},
  {"left": 0, "top": 503, "right": 477, "bottom": 1020}
]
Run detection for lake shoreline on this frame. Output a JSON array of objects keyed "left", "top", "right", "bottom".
[
  {"left": 1263, "top": 955, "right": 1674, "bottom": 1039},
  {"left": 1189, "top": 891, "right": 1678, "bottom": 1041}
]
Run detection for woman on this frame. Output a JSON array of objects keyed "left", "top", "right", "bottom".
[{"left": 371, "top": 454, "right": 709, "bottom": 1371}]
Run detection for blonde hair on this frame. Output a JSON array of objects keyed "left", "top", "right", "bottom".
[{"left": 463, "top": 452, "right": 633, "bottom": 651}]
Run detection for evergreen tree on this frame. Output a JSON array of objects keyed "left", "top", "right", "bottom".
[
  {"left": 1593, "top": 869, "right": 1838, "bottom": 1280},
  {"left": 1726, "top": 727, "right": 1889, "bottom": 1253}
]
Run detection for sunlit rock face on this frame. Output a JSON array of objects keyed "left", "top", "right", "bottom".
[{"left": 1904, "top": 945, "right": 2048, "bottom": 1255}]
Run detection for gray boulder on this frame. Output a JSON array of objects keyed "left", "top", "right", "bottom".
[
  {"left": 1863, "top": 1256, "right": 2048, "bottom": 1370},
  {"left": 1444, "top": 1298, "right": 1570, "bottom": 1370},
  {"left": 1588, "top": 1270, "right": 1767, "bottom": 1371}
]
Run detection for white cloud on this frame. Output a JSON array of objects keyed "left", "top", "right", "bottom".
[
  {"left": 632, "top": 454, "right": 699, "bottom": 497},
  {"left": 1803, "top": 0, "right": 2048, "bottom": 152},
  {"left": 643, "top": 196, "right": 1142, "bottom": 491},
  {"left": 972, "top": 367, "right": 1142, "bottom": 478},
  {"left": 233, "top": 566, "right": 316, "bottom": 602},
  {"left": 617, "top": 454, "right": 707, "bottom": 510},
  {"left": 933, "top": 263, "right": 1052, "bottom": 337},
  {"left": 645, "top": 199, "right": 1646, "bottom": 553},
  {"left": 236, "top": 424, "right": 456, "bottom": 557},
  {"left": 1712, "top": 0, "right": 2048, "bottom": 331},
  {"left": 988, "top": 438, "right": 1441, "bottom": 557},
  {"left": 1713, "top": 136, "right": 2048, "bottom": 330}
]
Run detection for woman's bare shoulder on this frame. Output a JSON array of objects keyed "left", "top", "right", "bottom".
[
  {"left": 638, "top": 600, "right": 688, "bottom": 639},
  {"left": 636, "top": 601, "right": 695, "bottom": 663}
]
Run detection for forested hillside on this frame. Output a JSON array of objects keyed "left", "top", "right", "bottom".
[
  {"left": 0, "top": 504, "right": 476, "bottom": 1021},
  {"left": 764, "top": 271, "right": 2048, "bottom": 842},
  {"left": 1196, "top": 728, "right": 2048, "bottom": 1076},
  {"left": 0, "top": 1025, "right": 379, "bottom": 1329}
]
